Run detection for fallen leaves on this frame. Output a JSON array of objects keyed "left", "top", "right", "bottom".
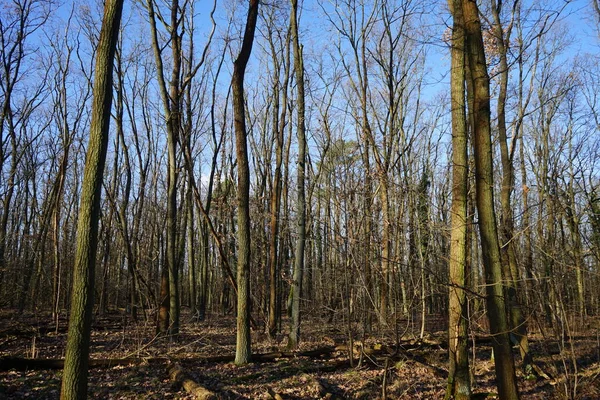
[{"left": 1, "top": 311, "right": 599, "bottom": 399}]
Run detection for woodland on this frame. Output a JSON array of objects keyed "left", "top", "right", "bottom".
[{"left": 1, "top": 0, "right": 600, "bottom": 399}]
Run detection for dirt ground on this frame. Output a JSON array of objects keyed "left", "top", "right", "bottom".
[{"left": 1, "top": 309, "right": 599, "bottom": 399}]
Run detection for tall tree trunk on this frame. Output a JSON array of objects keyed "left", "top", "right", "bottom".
[
  {"left": 446, "top": 0, "right": 471, "bottom": 397},
  {"left": 146, "top": 0, "right": 183, "bottom": 335},
  {"left": 490, "top": 0, "right": 533, "bottom": 375},
  {"left": 0, "top": 125, "right": 17, "bottom": 303},
  {"left": 268, "top": 25, "right": 290, "bottom": 338},
  {"left": 232, "top": 0, "right": 259, "bottom": 365},
  {"left": 113, "top": 55, "right": 140, "bottom": 321},
  {"left": 288, "top": 0, "right": 307, "bottom": 350},
  {"left": 186, "top": 184, "right": 196, "bottom": 315},
  {"left": 166, "top": 0, "right": 181, "bottom": 336},
  {"left": 51, "top": 105, "right": 73, "bottom": 321},
  {"left": 59, "top": 0, "right": 123, "bottom": 398},
  {"left": 462, "top": 0, "right": 519, "bottom": 398},
  {"left": 379, "top": 179, "right": 391, "bottom": 328}
]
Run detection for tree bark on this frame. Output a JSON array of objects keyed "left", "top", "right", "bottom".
[
  {"left": 59, "top": 0, "right": 124, "bottom": 398},
  {"left": 267, "top": 23, "right": 290, "bottom": 338},
  {"left": 232, "top": 0, "right": 259, "bottom": 365},
  {"left": 446, "top": 0, "right": 471, "bottom": 397},
  {"left": 462, "top": 0, "right": 519, "bottom": 398},
  {"left": 288, "top": 0, "right": 307, "bottom": 350},
  {"left": 490, "top": 0, "right": 533, "bottom": 375},
  {"left": 146, "top": 0, "right": 184, "bottom": 335},
  {"left": 168, "top": 362, "right": 217, "bottom": 400}
]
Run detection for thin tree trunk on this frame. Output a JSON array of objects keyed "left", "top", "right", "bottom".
[
  {"left": 166, "top": 0, "right": 181, "bottom": 336},
  {"left": 146, "top": 0, "right": 183, "bottom": 335},
  {"left": 490, "top": 0, "right": 533, "bottom": 375},
  {"left": 187, "top": 185, "right": 196, "bottom": 315},
  {"left": 288, "top": 0, "right": 307, "bottom": 350},
  {"left": 268, "top": 26, "right": 290, "bottom": 338}
]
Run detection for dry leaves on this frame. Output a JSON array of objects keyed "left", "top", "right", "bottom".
[{"left": 1, "top": 310, "right": 599, "bottom": 399}]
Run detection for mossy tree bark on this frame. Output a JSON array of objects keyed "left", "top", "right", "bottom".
[
  {"left": 446, "top": 0, "right": 471, "bottom": 398},
  {"left": 59, "top": 0, "right": 124, "bottom": 398}
]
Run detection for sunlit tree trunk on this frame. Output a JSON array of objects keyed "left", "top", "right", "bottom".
[
  {"left": 446, "top": 1, "right": 471, "bottom": 397},
  {"left": 563, "top": 112, "right": 585, "bottom": 318},
  {"left": 59, "top": 0, "right": 123, "bottom": 398}
]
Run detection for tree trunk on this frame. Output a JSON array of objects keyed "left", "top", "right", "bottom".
[
  {"left": 232, "top": 0, "right": 259, "bottom": 365},
  {"left": 462, "top": 0, "right": 519, "bottom": 398},
  {"left": 59, "top": 0, "right": 123, "bottom": 398},
  {"left": 187, "top": 185, "right": 197, "bottom": 315},
  {"left": 268, "top": 25, "right": 290, "bottom": 338},
  {"left": 490, "top": 0, "right": 533, "bottom": 375},
  {"left": 288, "top": 0, "right": 307, "bottom": 350},
  {"left": 146, "top": 0, "right": 184, "bottom": 335},
  {"left": 166, "top": 0, "right": 181, "bottom": 336},
  {"left": 446, "top": 0, "right": 471, "bottom": 397}
]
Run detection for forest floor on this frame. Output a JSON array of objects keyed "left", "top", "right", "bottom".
[{"left": 1, "top": 309, "right": 599, "bottom": 399}]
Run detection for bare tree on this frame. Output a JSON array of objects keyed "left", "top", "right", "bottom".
[
  {"left": 146, "top": 0, "right": 185, "bottom": 335},
  {"left": 261, "top": 5, "right": 291, "bottom": 337},
  {"left": 489, "top": 0, "right": 536, "bottom": 376},
  {"left": 0, "top": 0, "right": 51, "bottom": 299},
  {"left": 287, "top": 0, "right": 307, "bottom": 350}
]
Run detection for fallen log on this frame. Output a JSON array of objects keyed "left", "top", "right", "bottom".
[
  {"left": 0, "top": 356, "right": 167, "bottom": 371},
  {"left": 0, "top": 342, "right": 445, "bottom": 376},
  {"left": 334, "top": 343, "right": 447, "bottom": 377},
  {"left": 334, "top": 340, "right": 444, "bottom": 357},
  {"left": 266, "top": 388, "right": 285, "bottom": 400},
  {"left": 253, "top": 346, "right": 336, "bottom": 361},
  {"left": 189, "top": 346, "right": 337, "bottom": 364},
  {"left": 167, "top": 362, "right": 217, "bottom": 400},
  {"left": 0, "top": 324, "right": 126, "bottom": 338},
  {"left": 0, "top": 346, "right": 338, "bottom": 371}
]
